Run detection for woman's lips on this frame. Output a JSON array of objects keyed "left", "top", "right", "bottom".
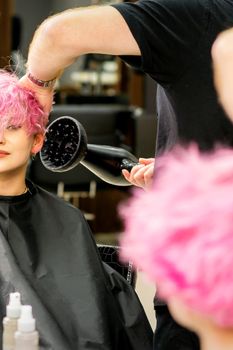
[{"left": 0, "top": 151, "right": 10, "bottom": 158}]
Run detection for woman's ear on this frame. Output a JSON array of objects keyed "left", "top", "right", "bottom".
[{"left": 31, "top": 133, "right": 44, "bottom": 155}]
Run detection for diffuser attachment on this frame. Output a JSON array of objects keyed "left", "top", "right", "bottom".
[{"left": 40, "top": 116, "right": 87, "bottom": 172}]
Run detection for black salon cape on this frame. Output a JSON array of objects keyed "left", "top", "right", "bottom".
[{"left": 0, "top": 181, "right": 152, "bottom": 350}]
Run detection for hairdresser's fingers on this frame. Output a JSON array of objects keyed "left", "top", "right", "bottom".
[
  {"left": 33, "top": 90, "right": 54, "bottom": 117},
  {"left": 128, "top": 164, "right": 146, "bottom": 187},
  {"left": 122, "top": 164, "right": 145, "bottom": 187},
  {"left": 143, "top": 163, "right": 155, "bottom": 190},
  {"left": 127, "top": 163, "right": 154, "bottom": 190},
  {"left": 122, "top": 169, "right": 131, "bottom": 182},
  {"left": 132, "top": 163, "right": 154, "bottom": 190},
  {"left": 139, "top": 158, "right": 155, "bottom": 165},
  {"left": 18, "top": 75, "right": 54, "bottom": 116}
]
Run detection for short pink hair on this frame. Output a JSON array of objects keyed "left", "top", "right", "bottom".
[
  {"left": 119, "top": 145, "right": 233, "bottom": 327},
  {"left": 0, "top": 70, "right": 47, "bottom": 135}
]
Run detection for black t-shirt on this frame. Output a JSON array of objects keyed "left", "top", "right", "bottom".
[{"left": 112, "top": 0, "right": 233, "bottom": 153}]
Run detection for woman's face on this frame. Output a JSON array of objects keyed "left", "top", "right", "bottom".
[{"left": 0, "top": 124, "right": 44, "bottom": 176}]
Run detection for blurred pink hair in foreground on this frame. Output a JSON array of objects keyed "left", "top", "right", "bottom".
[
  {"left": 0, "top": 70, "right": 47, "bottom": 135},
  {"left": 119, "top": 145, "right": 233, "bottom": 327}
]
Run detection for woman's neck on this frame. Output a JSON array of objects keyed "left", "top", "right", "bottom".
[
  {"left": 0, "top": 171, "right": 27, "bottom": 196},
  {"left": 200, "top": 326, "right": 233, "bottom": 350}
]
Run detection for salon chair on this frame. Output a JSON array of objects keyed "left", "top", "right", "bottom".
[
  {"left": 97, "top": 244, "right": 136, "bottom": 287},
  {"left": 97, "top": 244, "right": 155, "bottom": 328}
]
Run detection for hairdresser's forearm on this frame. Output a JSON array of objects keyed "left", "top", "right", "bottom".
[{"left": 26, "top": 6, "right": 140, "bottom": 81}]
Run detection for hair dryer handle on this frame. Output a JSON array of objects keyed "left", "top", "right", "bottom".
[{"left": 121, "top": 159, "right": 139, "bottom": 171}]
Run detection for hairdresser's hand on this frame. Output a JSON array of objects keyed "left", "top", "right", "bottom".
[
  {"left": 122, "top": 158, "right": 155, "bottom": 190},
  {"left": 212, "top": 28, "right": 233, "bottom": 123},
  {"left": 18, "top": 75, "right": 54, "bottom": 117}
]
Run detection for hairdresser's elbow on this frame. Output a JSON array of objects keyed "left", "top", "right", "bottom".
[
  {"left": 212, "top": 28, "right": 233, "bottom": 62},
  {"left": 36, "top": 16, "right": 64, "bottom": 49}
]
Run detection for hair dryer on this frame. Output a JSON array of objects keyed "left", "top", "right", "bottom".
[{"left": 40, "top": 116, "right": 138, "bottom": 186}]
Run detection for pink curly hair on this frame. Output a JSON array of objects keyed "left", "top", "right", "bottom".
[
  {"left": 0, "top": 70, "right": 47, "bottom": 135},
  {"left": 119, "top": 144, "right": 233, "bottom": 327}
]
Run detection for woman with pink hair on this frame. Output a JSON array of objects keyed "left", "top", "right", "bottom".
[
  {"left": 0, "top": 70, "right": 46, "bottom": 196},
  {"left": 120, "top": 144, "right": 233, "bottom": 350},
  {"left": 0, "top": 70, "right": 153, "bottom": 350}
]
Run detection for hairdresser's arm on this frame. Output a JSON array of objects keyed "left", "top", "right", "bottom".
[
  {"left": 122, "top": 158, "right": 155, "bottom": 190},
  {"left": 19, "top": 6, "right": 140, "bottom": 114},
  {"left": 212, "top": 28, "right": 233, "bottom": 123}
]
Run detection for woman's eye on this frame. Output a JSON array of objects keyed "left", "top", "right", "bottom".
[{"left": 6, "top": 125, "right": 22, "bottom": 130}]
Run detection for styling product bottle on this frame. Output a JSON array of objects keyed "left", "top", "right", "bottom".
[
  {"left": 14, "top": 305, "right": 39, "bottom": 350},
  {"left": 3, "top": 292, "right": 21, "bottom": 350},
  {"left": 40, "top": 116, "right": 139, "bottom": 186}
]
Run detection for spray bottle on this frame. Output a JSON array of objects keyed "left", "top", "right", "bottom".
[
  {"left": 2, "top": 292, "right": 22, "bottom": 350},
  {"left": 14, "top": 305, "right": 39, "bottom": 350}
]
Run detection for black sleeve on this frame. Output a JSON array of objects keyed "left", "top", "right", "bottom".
[{"left": 112, "top": 0, "right": 209, "bottom": 85}]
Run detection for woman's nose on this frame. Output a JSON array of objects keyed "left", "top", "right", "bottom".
[{"left": 0, "top": 130, "right": 6, "bottom": 143}]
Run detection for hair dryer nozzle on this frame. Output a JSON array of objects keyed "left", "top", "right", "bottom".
[{"left": 40, "top": 116, "right": 88, "bottom": 172}]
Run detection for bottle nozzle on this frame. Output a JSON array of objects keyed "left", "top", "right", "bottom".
[
  {"left": 17, "top": 305, "right": 36, "bottom": 333},
  {"left": 6, "top": 292, "right": 21, "bottom": 318}
]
